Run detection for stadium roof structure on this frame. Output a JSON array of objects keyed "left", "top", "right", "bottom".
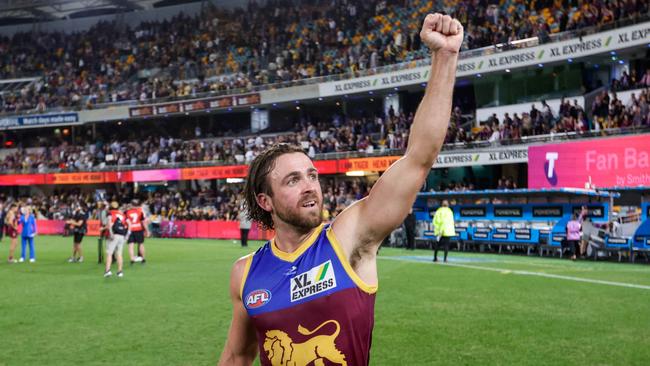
[
  {"left": 600, "top": 186, "right": 650, "bottom": 191},
  {"left": 417, "top": 188, "right": 621, "bottom": 199},
  {"left": 0, "top": 0, "right": 200, "bottom": 24},
  {"left": 597, "top": 186, "right": 650, "bottom": 205}
]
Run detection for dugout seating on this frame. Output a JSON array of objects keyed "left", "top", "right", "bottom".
[{"left": 631, "top": 220, "right": 650, "bottom": 263}]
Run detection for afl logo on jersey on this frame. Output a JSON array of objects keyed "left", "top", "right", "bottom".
[{"left": 245, "top": 289, "right": 272, "bottom": 309}]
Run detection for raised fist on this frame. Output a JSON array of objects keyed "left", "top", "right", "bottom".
[{"left": 420, "top": 13, "right": 464, "bottom": 54}]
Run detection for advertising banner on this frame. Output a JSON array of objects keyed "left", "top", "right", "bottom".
[
  {"left": 34, "top": 220, "right": 274, "bottom": 240},
  {"left": 0, "top": 174, "right": 46, "bottom": 186},
  {"left": 0, "top": 113, "right": 79, "bottom": 130},
  {"left": 157, "top": 220, "right": 273, "bottom": 240},
  {"left": 434, "top": 147, "right": 528, "bottom": 168},
  {"left": 103, "top": 171, "right": 133, "bottom": 183},
  {"left": 128, "top": 93, "right": 260, "bottom": 118},
  {"left": 528, "top": 134, "right": 650, "bottom": 188},
  {"left": 35, "top": 220, "right": 66, "bottom": 235},
  {"left": 46, "top": 172, "right": 105, "bottom": 185},
  {"left": 313, "top": 160, "right": 339, "bottom": 174},
  {"left": 131, "top": 169, "right": 181, "bottom": 182},
  {"left": 338, "top": 156, "right": 401, "bottom": 173},
  {"left": 180, "top": 165, "right": 248, "bottom": 180},
  {"left": 319, "top": 22, "right": 650, "bottom": 96}
]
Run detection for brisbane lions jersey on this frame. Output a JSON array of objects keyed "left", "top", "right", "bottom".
[{"left": 240, "top": 223, "right": 377, "bottom": 365}]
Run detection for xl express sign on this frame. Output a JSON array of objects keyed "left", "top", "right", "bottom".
[
  {"left": 319, "top": 22, "right": 650, "bottom": 96},
  {"left": 528, "top": 134, "right": 650, "bottom": 189},
  {"left": 434, "top": 147, "right": 528, "bottom": 168}
]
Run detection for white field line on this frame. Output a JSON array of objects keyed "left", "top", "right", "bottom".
[{"left": 380, "top": 256, "right": 650, "bottom": 291}]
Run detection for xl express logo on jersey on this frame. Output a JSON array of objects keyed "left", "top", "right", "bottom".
[{"left": 290, "top": 260, "right": 337, "bottom": 302}]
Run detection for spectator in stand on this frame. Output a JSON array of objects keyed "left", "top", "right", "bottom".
[{"left": 638, "top": 68, "right": 650, "bottom": 88}]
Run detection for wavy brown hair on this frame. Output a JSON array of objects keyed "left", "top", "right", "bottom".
[{"left": 243, "top": 143, "right": 308, "bottom": 230}]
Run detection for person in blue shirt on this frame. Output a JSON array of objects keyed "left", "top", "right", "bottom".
[{"left": 19, "top": 205, "right": 37, "bottom": 263}]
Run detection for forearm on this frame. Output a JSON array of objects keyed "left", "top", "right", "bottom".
[
  {"left": 217, "top": 349, "right": 255, "bottom": 366},
  {"left": 406, "top": 51, "right": 459, "bottom": 166}
]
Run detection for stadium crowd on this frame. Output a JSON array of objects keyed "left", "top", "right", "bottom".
[
  {"left": 0, "top": 109, "right": 416, "bottom": 173},
  {"left": 1, "top": 0, "right": 647, "bottom": 114},
  {"left": 468, "top": 87, "right": 650, "bottom": 144},
  {"left": 0, "top": 177, "right": 372, "bottom": 226},
  {"left": 2, "top": 84, "right": 650, "bottom": 174}
]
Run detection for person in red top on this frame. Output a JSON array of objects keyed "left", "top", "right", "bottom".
[
  {"left": 126, "top": 199, "right": 150, "bottom": 265},
  {"left": 5, "top": 203, "right": 19, "bottom": 263}
]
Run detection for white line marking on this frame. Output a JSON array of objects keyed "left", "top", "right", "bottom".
[{"left": 380, "top": 256, "right": 650, "bottom": 291}]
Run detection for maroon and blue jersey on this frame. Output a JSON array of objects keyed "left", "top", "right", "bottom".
[{"left": 241, "top": 223, "right": 377, "bottom": 365}]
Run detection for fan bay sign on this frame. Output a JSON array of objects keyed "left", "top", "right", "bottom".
[{"left": 319, "top": 21, "right": 650, "bottom": 97}]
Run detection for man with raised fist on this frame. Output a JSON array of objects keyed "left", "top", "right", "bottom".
[{"left": 218, "top": 13, "right": 463, "bottom": 365}]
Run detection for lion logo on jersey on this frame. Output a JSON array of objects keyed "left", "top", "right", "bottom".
[{"left": 263, "top": 319, "right": 347, "bottom": 366}]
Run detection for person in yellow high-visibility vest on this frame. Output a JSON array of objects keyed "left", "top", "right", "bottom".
[{"left": 432, "top": 200, "right": 455, "bottom": 262}]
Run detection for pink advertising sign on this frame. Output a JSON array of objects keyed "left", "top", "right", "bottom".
[
  {"left": 131, "top": 169, "right": 181, "bottom": 182},
  {"left": 528, "top": 134, "right": 650, "bottom": 189}
]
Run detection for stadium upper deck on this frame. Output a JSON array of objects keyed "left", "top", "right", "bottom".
[{"left": 0, "top": 0, "right": 647, "bottom": 114}]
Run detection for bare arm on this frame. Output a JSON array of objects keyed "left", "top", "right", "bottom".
[
  {"left": 142, "top": 212, "right": 151, "bottom": 237},
  {"left": 218, "top": 257, "right": 258, "bottom": 365},
  {"left": 108, "top": 218, "right": 114, "bottom": 238},
  {"left": 332, "top": 14, "right": 463, "bottom": 272}
]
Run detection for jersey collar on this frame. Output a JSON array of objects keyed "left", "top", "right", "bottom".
[{"left": 270, "top": 224, "right": 325, "bottom": 262}]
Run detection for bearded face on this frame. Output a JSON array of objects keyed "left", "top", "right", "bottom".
[
  {"left": 262, "top": 153, "right": 323, "bottom": 231},
  {"left": 274, "top": 187, "right": 323, "bottom": 231}
]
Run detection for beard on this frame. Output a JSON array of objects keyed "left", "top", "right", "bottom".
[{"left": 275, "top": 200, "right": 323, "bottom": 231}]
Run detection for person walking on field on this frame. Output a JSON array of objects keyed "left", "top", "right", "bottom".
[
  {"left": 105, "top": 202, "right": 130, "bottom": 278},
  {"left": 432, "top": 200, "right": 455, "bottom": 262}
]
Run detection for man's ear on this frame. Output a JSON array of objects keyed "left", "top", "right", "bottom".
[{"left": 256, "top": 193, "right": 273, "bottom": 213}]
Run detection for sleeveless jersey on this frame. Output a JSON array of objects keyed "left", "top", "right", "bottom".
[
  {"left": 5, "top": 214, "right": 18, "bottom": 237},
  {"left": 126, "top": 207, "right": 144, "bottom": 231},
  {"left": 241, "top": 223, "right": 377, "bottom": 366}
]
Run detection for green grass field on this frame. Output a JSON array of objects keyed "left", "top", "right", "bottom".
[{"left": 1, "top": 235, "right": 650, "bottom": 365}]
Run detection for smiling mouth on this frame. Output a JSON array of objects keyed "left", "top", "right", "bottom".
[{"left": 301, "top": 200, "right": 317, "bottom": 208}]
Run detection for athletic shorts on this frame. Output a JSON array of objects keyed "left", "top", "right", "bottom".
[
  {"left": 73, "top": 232, "right": 85, "bottom": 243},
  {"left": 106, "top": 235, "right": 126, "bottom": 256},
  {"left": 5, "top": 225, "right": 17, "bottom": 239},
  {"left": 128, "top": 231, "right": 144, "bottom": 244}
]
